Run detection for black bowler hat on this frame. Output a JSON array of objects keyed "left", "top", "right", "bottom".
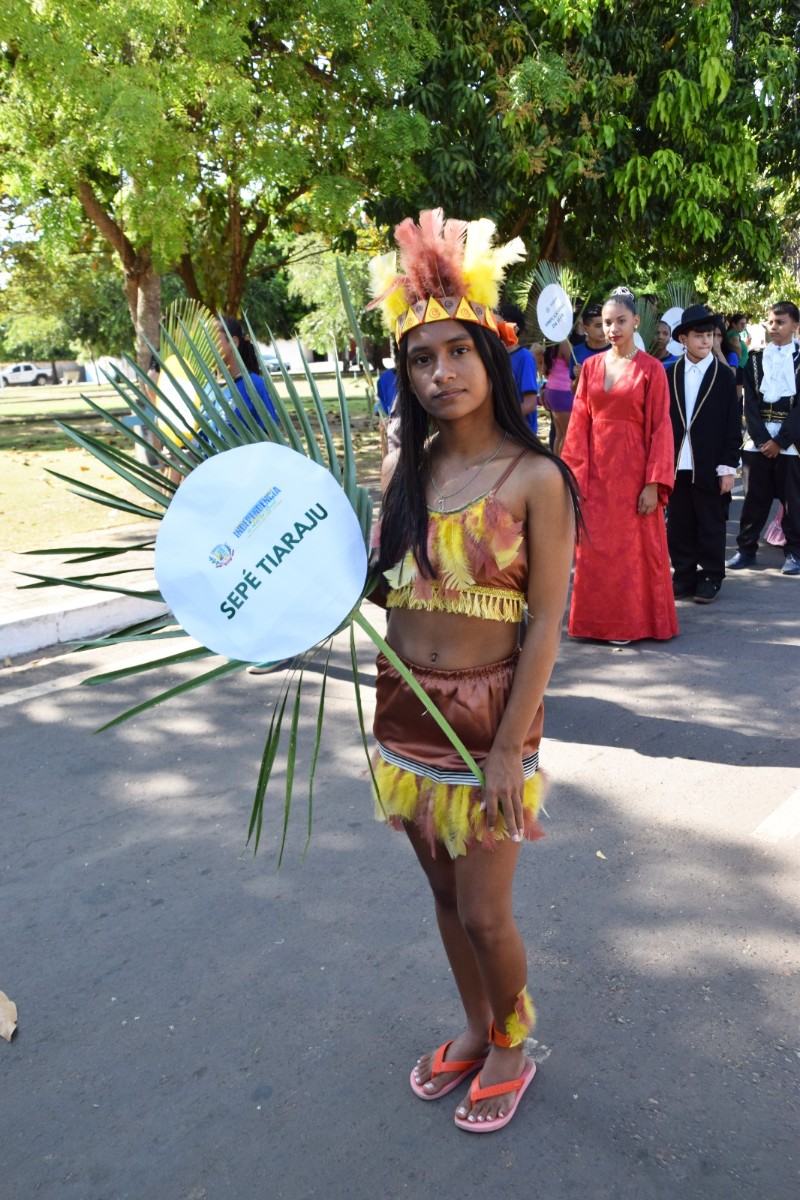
[{"left": 672, "top": 304, "right": 715, "bottom": 338}]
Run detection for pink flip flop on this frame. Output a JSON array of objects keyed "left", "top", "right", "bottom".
[
  {"left": 454, "top": 1057, "right": 536, "bottom": 1131},
  {"left": 409, "top": 1040, "right": 488, "bottom": 1100}
]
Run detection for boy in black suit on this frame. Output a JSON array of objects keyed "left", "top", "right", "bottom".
[
  {"left": 665, "top": 305, "right": 741, "bottom": 603},
  {"left": 727, "top": 301, "right": 800, "bottom": 576}
]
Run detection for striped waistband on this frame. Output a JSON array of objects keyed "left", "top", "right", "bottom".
[{"left": 375, "top": 741, "right": 539, "bottom": 787}]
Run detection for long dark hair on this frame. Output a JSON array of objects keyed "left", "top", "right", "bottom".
[
  {"left": 221, "top": 316, "right": 261, "bottom": 375},
  {"left": 378, "top": 321, "right": 581, "bottom": 579}
]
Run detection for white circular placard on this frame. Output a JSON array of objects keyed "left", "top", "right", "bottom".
[
  {"left": 154, "top": 443, "right": 368, "bottom": 662},
  {"left": 536, "top": 284, "right": 573, "bottom": 343},
  {"left": 633, "top": 332, "right": 646, "bottom": 351},
  {"left": 660, "top": 306, "right": 685, "bottom": 357}
]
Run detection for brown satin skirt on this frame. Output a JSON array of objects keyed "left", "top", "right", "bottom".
[{"left": 372, "top": 649, "right": 545, "bottom": 857}]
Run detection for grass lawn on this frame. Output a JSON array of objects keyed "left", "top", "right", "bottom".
[
  {"left": 1, "top": 396, "right": 384, "bottom": 554},
  {"left": 2, "top": 379, "right": 552, "bottom": 555}
]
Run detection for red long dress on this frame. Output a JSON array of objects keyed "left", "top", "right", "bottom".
[{"left": 563, "top": 350, "right": 679, "bottom": 642}]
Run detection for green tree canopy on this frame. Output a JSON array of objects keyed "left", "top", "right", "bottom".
[
  {"left": 372, "top": 0, "right": 799, "bottom": 289},
  {"left": 0, "top": 0, "right": 434, "bottom": 364},
  {"left": 286, "top": 232, "right": 387, "bottom": 356}
]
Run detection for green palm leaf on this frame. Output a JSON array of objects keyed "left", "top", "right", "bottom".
[
  {"left": 512, "top": 260, "right": 583, "bottom": 342},
  {"left": 636, "top": 297, "right": 660, "bottom": 354},
  {"left": 25, "top": 280, "right": 492, "bottom": 863},
  {"left": 664, "top": 278, "right": 696, "bottom": 314}
]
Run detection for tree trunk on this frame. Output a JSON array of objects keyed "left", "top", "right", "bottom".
[
  {"left": 225, "top": 182, "right": 244, "bottom": 315},
  {"left": 76, "top": 179, "right": 162, "bottom": 370},
  {"left": 538, "top": 199, "right": 566, "bottom": 263},
  {"left": 123, "top": 269, "right": 162, "bottom": 371},
  {"left": 177, "top": 253, "right": 203, "bottom": 303}
]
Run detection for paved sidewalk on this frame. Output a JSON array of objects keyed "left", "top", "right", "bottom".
[
  {"left": 0, "top": 523, "right": 167, "bottom": 661},
  {"left": 1, "top": 491, "right": 799, "bottom": 1199}
]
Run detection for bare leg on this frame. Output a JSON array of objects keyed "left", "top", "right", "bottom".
[
  {"left": 405, "top": 822, "right": 492, "bottom": 1095},
  {"left": 453, "top": 838, "right": 532, "bottom": 1124},
  {"left": 408, "top": 824, "right": 534, "bottom": 1122},
  {"left": 552, "top": 410, "right": 571, "bottom": 458}
]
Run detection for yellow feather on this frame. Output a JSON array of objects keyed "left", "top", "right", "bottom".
[
  {"left": 494, "top": 535, "right": 524, "bottom": 571},
  {"left": 432, "top": 783, "right": 453, "bottom": 843},
  {"left": 462, "top": 219, "right": 497, "bottom": 305},
  {"left": 435, "top": 514, "right": 474, "bottom": 591},
  {"left": 463, "top": 497, "right": 488, "bottom": 545},
  {"left": 462, "top": 220, "right": 527, "bottom": 310},
  {"left": 504, "top": 988, "right": 537, "bottom": 1047},
  {"left": 368, "top": 251, "right": 408, "bottom": 327},
  {"left": 383, "top": 549, "right": 418, "bottom": 591}
]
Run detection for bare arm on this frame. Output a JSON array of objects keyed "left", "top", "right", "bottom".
[
  {"left": 481, "top": 460, "right": 575, "bottom": 837},
  {"left": 520, "top": 390, "right": 538, "bottom": 416}
]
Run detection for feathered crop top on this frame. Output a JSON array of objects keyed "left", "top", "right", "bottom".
[{"left": 379, "top": 450, "right": 529, "bottom": 623}]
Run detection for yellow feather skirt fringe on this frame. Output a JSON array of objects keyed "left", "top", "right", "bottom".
[{"left": 372, "top": 753, "right": 545, "bottom": 859}]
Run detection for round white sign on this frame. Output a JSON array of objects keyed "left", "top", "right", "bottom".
[
  {"left": 154, "top": 443, "right": 368, "bottom": 662},
  {"left": 633, "top": 331, "right": 646, "bottom": 352},
  {"left": 660, "top": 306, "right": 685, "bottom": 357},
  {"left": 536, "top": 283, "right": 573, "bottom": 343}
]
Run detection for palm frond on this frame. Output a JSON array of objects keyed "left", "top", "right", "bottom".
[
  {"left": 161, "top": 299, "right": 225, "bottom": 374},
  {"left": 511, "top": 260, "right": 581, "bottom": 342},
  {"left": 27, "top": 293, "right": 493, "bottom": 864},
  {"left": 664, "top": 278, "right": 696, "bottom": 313},
  {"left": 636, "top": 297, "right": 660, "bottom": 354}
]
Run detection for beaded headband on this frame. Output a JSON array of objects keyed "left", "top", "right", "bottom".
[{"left": 367, "top": 209, "right": 526, "bottom": 346}]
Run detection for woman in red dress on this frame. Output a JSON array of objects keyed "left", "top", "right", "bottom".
[{"left": 562, "top": 288, "right": 678, "bottom": 644}]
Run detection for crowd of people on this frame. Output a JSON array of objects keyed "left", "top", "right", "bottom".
[
  {"left": 552, "top": 294, "right": 799, "bottom": 642},
  {"left": 375, "top": 290, "right": 800, "bottom": 647}
]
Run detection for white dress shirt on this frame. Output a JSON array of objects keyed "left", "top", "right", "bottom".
[
  {"left": 677, "top": 353, "right": 714, "bottom": 472},
  {"left": 742, "top": 342, "right": 799, "bottom": 457}
]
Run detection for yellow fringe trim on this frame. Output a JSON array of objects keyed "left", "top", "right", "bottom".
[
  {"left": 386, "top": 583, "right": 524, "bottom": 623},
  {"left": 505, "top": 987, "right": 536, "bottom": 1047}
]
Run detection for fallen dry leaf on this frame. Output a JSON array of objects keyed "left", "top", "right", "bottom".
[
  {"left": 0, "top": 991, "right": 18, "bottom": 1041},
  {"left": 596, "top": 850, "right": 607, "bottom": 860}
]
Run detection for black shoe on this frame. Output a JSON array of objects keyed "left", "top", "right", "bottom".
[
  {"left": 726, "top": 551, "right": 756, "bottom": 570},
  {"left": 672, "top": 580, "right": 695, "bottom": 599},
  {"left": 693, "top": 579, "right": 720, "bottom": 604}
]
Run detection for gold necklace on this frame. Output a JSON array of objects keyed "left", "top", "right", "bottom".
[
  {"left": 428, "top": 431, "right": 508, "bottom": 512},
  {"left": 610, "top": 346, "right": 639, "bottom": 361}
]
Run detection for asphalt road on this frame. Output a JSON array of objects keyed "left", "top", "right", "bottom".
[{"left": 1, "top": 507, "right": 798, "bottom": 1200}]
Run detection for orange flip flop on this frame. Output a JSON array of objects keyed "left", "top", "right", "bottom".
[
  {"left": 409, "top": 1040, "right": 488, "bottom": 1100},
  {"left": 454, "top": 1057, "right": 536, "bottom": 1131}
]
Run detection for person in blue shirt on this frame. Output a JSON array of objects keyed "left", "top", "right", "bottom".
[
  {"left": 570, "top": 303, "right": 609, "bottom": 387},
  {"left": 498, "top": 304, "right": 539, "bottom": 434},
  {"left": 376, "top": 364, "right": 399, "bottom": 457},
  {"left": 376, "top": 366, "right": 398, "bottom": 416},
  {"left": 218, "top": 316, "right": 279, "bottom": 432}
]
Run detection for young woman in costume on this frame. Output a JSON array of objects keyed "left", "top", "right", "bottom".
[
  {"left": 368, "top": 212, "right": 579, "bottom": 1132},
  {"left": 562, "top": 287, "right": 678, "bottom": 644}
]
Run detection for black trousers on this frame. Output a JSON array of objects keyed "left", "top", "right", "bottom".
[
  {"left": 667, "top": 471, "right": 731, "bottom": 585},
  {"left": 738, "top": 451, "right": 800, "bottom": 557}
]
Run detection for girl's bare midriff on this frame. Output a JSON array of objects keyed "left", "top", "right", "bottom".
[{"left": 386, "top": 607, "right": 520, "bottom": 670}]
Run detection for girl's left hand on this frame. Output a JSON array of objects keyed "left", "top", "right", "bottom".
[
  {"left": 637, "top": 482, "right": 659, "bottom": 515},
  {"left": 481, "top": 749, "right": 525, "bottom": 842}
]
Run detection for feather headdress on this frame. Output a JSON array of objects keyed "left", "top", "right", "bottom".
[{"left": 367, "top": 209, "right": 526, "bottom": 345}]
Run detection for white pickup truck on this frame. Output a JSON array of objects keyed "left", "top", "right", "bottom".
[{"left": 0, "top": 361, "right": 52, "bottom": 387}]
